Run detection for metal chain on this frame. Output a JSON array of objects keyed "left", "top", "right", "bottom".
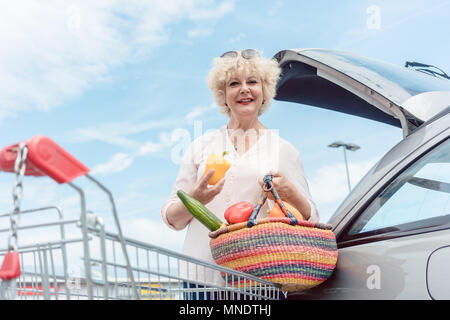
[{"left": 8, "top": 142, "right": 28, "bottom": 251}]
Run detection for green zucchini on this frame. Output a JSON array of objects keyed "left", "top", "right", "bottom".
[{"left": 176, "top": 190, "right": 223, "bottom": 231}]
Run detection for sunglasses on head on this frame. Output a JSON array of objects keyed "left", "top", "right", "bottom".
[{"left": 220, "top": 49, "right": 260, "bottom": 59}]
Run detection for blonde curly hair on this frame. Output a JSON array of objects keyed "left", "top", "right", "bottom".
[{"left": 207, "top": 51, "right": 281, "bottom": 117}]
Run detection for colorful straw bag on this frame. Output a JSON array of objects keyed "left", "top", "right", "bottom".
[{"left": 209, "top": 174, "right": 338, "bottom": 292}]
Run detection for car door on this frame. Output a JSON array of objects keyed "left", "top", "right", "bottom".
[
  {"left": 288, "top": 114, "right": 450, "bottom": 300},
  {"left": 335, "top": 138, "right": 449, "bottom": 299}
]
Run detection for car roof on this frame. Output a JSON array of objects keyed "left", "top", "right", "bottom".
[{"left": 274, "top": 49, "right": 450, "bottom": 136}]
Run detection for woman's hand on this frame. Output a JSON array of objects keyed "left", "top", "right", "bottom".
[
  {"left": 258, "top": 171, "right": 311, "bottom": 220},
  {"left": 258, "top": 171, "right": 295, "bottom": 201},
  {"left": 188, "top": 169, "right": 225, "bottom": 205}
]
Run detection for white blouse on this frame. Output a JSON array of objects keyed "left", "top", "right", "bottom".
[{"left": 160, "top": 125, "right": 319, "bottom": 284}]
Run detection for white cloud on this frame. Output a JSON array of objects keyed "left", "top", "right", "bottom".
[
  {"left": 185, "top": 104, "right": 217, "bottom": 122},
  {"left": 86, "top": 131, "right": 174, "bottom": 175},
  {"left": 137, "top": 141, "right": 166, "bottom": 156},
  {"left": 70, "top": 117, "right": 180, "bottom": 146},
  {"left": 188, "top": 27, "right": 213, "bottom": 38},
  {"left": 229, "top": 33, "right": 246, "bottom": 43},
  {"left": 187, "top": 0, "right": 235, "bottom": 21},
  {"left": 0, "top": 1, "right": 127, "bottom": 118},
  {"left": 0, "top": 0, "right": 234, "bottom": 122},
  {"left": 64, "top": 99, "right": 222, "bottom": 177},
  {"left": 335, "top": 0, "right": 450, "bottom": 50},
  {"left": 69, "top": 103, "right": 217, "bottom": 176},
  {"left": 268, "top": 0, "right": 284, "bottom": 16},
  {"left": 91, "top": 152, "right": 135, "bottom": 175},
  {"left": 73, "top": 129, "right": 142, "bottom": 150}
]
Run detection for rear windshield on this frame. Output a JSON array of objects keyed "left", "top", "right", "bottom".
[{"left": 300, "top": 49, "right": 450, "bottom": 105}]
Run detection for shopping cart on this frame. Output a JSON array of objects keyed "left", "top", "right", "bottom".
[{"left": 0, "top": 136, "right": 282, "bottom": 300}]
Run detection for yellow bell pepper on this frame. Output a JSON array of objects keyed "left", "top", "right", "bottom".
[{"left": 204, "top": 151, "right": 231, "bottom": 185}]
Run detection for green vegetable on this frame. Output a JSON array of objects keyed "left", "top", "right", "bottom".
[{"left": 176, "top": 190, "right": 223, "bottom": 231}]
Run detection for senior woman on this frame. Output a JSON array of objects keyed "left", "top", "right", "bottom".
[{"left": 160, "top": 49, "right": 319, "bottom": 295}]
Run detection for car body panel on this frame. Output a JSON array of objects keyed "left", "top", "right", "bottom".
[
  {"left": 288, "top": 229, "right": 449, "bottom": 300},
  {"left": 401, "top": 91, "right": 450, "bottom": 122},
  {"left": 427, "top": 246, "right": 450, "bottom": 299}
]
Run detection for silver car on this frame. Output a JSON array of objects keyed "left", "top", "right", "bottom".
[{"left": 273, "top": 49, "right": 450, "bottom": 300}]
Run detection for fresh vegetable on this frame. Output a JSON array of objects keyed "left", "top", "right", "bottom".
[
  {"left": 203, "top": 151, "right": 231, "bottom": 185},
  {"left": 176, "top": 190, "right": 223, "bottom": 231},
  {"left": 224, "top": 201, "right": 254, "bottom": 224},
  {"left": 269, "top": 201, "right": 304, "bottom": 221}
]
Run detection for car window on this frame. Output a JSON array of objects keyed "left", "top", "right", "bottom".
[{"left": 345, "top": 138, "right": 450, "bottom": 238}]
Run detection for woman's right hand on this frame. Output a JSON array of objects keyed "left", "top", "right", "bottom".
[{"left": 188, "top": 168, "right": 225, "bottom": 205}]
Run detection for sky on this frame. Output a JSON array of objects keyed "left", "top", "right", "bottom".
[{"left": 1, "top": 0, "right": 449, "bottom": 254}]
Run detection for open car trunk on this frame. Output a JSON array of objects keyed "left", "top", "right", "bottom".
[{"left": 273, "top": 49, "right": 450, "bottom": 138}]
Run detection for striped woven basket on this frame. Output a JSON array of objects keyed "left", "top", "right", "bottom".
[{"left": 209, "top": 217, "right": 338, "bottom": 292}]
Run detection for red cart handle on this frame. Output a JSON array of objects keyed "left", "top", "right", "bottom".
[
  {"left": 0, "top": 251, "right": 21, "bottom": 281},
  {"left": 0, "top": 135, "right": 90, "bottom": 184}
]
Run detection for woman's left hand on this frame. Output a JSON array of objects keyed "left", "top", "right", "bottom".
[{"left": 257, "top": 171, "right": 296, "bottom": 202}]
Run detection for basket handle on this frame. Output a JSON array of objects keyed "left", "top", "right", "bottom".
[{"left": 247, "top": 174, "right": 298, "bottom": 227}]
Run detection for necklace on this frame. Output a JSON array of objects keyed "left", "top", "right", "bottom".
[
  {"left": 227, "top": 124, "right": 266, "bottom": 153},
  {"left": 232, "top": 136, "right": 239, "bottom": 151},
  {"left": 231, "top": 130, "right": 264, "bottom": 152}
]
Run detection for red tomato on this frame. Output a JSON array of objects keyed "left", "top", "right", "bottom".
[{"left": 224, "top": 201, "right": 254, "bottom": 224}]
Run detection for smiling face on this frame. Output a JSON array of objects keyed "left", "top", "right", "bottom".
[{"left": 224, "top": 66, "right": 264, "bottom": 120}]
